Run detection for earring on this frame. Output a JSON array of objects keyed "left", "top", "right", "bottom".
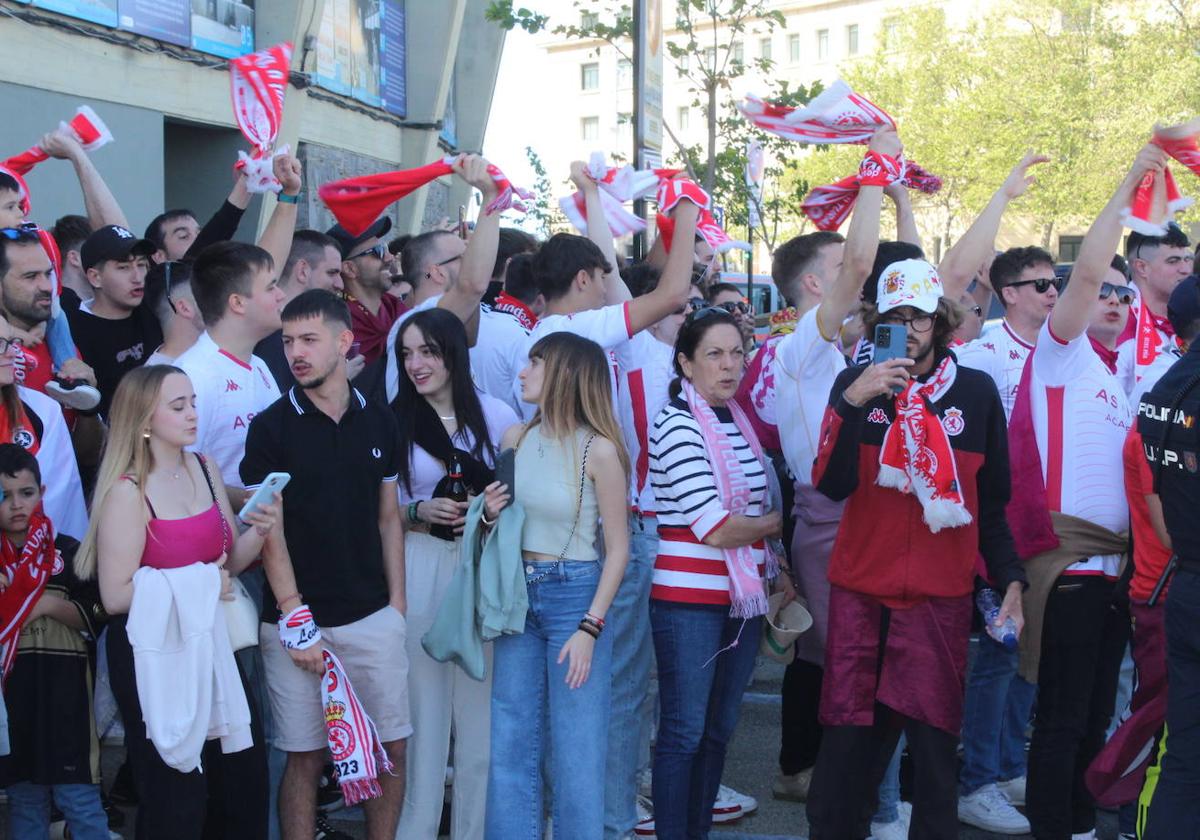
[{"left": 143, "top": 431, "right": 151, "bottom": 442}]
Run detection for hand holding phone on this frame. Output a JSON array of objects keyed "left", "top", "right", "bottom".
[
  {"left": 239, "top": 473, "right": 290, "bottom": 522},
  {"left": 842, "top": 325, "right": 914, "bottom": 407}
]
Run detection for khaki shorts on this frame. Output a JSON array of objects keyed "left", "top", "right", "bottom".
[{"left": 260, "top": 605, "right": 412, "bottom": 753}]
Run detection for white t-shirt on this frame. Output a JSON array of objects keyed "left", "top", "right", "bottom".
[
  {"left": 955, "top": 320, "right": 1035, "bottom": 421},
  {"left": 470, "top": 306, "right": 530, "bottom": 416},
  {"left": 395, "top": 393, "right": 518, "bottom": 504},
  {"left": 175, "top": 331, "right": 281, "bottom": 487},
  {"left": 511, "top": 301, "right": 634, "bottom": 420},
  {"left": 383, "top": 294, "right": 442, "bottom": 403},
  {"left": 764, "top": 307, "right": 847, "bottom": 484},
  {"left": 1031, "top": 320, "right": 1131, "bottom": 577},
  {"left": 1115, "top": 333, "right": 1183, "bottom": 411},
  {"left": 615, "top": 330, "right": 675, "bottom": 512},
  {"left": 20, "top": 386, "right": 87, "bottom": 540},
  {"left": 145, "top": 347, "right": 177, "bottom": 367}
]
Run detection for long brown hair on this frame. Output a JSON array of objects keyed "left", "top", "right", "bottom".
[
  {"left": 75, "top": 365, "right": 185, "bottom": 579},
  {"left": 519, "top": 332, "right": 630, "bottom": 479},
  {"left": 861, "top": 296, "right": 964, "bottom": 353}
]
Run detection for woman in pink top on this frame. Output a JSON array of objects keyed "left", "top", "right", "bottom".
[{"left": 75, "top": 365, "right": 282, "bottom": 840}]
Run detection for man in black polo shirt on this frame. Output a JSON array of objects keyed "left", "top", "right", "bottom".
[{"left": 240, "top": 289, "right": 408, "bottom": 840}]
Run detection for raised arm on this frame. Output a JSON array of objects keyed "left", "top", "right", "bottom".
[
  {"left": 1050, "top": 144, "right": 1167, "bottom": 343},
  {"left": 937, "top": 152, "right": 1050, "bottom": 300},
  {"left": 187, "top": 172, "right": 252, "bottom": 259},
  {"left": 624, "top": 199, "right": 698, "bottom": 335},
  {"left": 569, "top": 161, "right": 628, "bottom": 305},
  {"left": 437, "top": 155, "right": 501, "bottom": 332},
  {"left": 256, "top": 154, "right": 302, "bottom": 277},
  {"left": 40, "top": 130, "right": 128, "bottom": 229},
  {"left": 815, "top": 128, "right": 899, "bottom": 340},
  {"left": 886, "top": 181, "right": 921, "bottom": 249}
]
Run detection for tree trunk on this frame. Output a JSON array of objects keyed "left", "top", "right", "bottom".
[
  {"left": 1041, "top": 220, "right": 1055, "bottom": 250},
  {"left": 705, "top": 81, "right": 717, "bottom": 195}
]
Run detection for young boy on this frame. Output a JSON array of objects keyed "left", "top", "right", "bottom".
[{"left": 0, "top": 443, "right": 109, "bottom": 838}]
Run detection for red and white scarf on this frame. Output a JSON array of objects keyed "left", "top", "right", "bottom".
[
  {"left": 559, "top": 152, "right": 663, "bottom": 237},
  {"left": 1134, "top": 301, "right": 1180, "bottom": 382},
  {"left": 737, "top": 80, "right": 894, "bottom": 145},
  {"left": 876, "top": 356, "right": 972, "bottom": 533},
  {"left": 1, "top": 106, "right": 113, "bottom": 217},
  {"left": 320, "top": 157, "right": 532, "bottom": 238},
  {"left": 802, "top": 154, "right": 943, "bottom": 231},
  {"left": 492, "top": 291, "right": 537, "bottom": 330},
  {"left": 1124, "top": 118, "right": 1200, "bottom": 234},
  {"left": 230, "top": 43, "right": 292, "bottom": 193},
  {"left": 321, "top": 649, "right": 395, "bottom": 806},
  {"left": 681, "top": 379, "right": 777, "bottom": 617},
  {"left": 0, "top": 505, "right": 55, "bottom": 682},
  {"left": 654, "top": 176, "right": 750, "bottom": 253}
]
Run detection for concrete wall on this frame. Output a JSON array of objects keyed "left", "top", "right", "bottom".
[{"left": 163, "top": 121, "right": 265, "bottom": 242}]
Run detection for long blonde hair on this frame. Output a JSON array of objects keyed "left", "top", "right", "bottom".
[
  {"left": 75, "top": 365, "right": 185, "bottom": 580},
  {"left": 519, "top": 332, "right": 631, "bottom": 479}
]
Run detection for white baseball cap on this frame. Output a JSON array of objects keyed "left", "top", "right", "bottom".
[{"left": 876, "top": 259, "right": 944, "bottom": 315}]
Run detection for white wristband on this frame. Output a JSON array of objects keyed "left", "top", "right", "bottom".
[{"left": 278, "top": 604, "right": 322, "bottom": 650}]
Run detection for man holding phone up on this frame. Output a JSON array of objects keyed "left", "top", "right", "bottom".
[
  {"left": 804, "top": 260, "right": 1026, "bottom": 840},
  {"left": 241, "top": 290, "right": 409, "bottom": 840}
]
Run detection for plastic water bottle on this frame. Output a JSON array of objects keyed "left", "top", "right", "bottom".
[{"left": 975, "top": 587, "right": 1018, "bottom": 651}]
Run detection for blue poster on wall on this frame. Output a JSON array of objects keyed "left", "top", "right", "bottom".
[
  {"left": 380, "top": 0, "right": 406, "bottom": 118},
  {"left": 191, "top": 0, "right": 255, "bottom": 58},
  {"left": 30, "top": 0, "right": 119, "bottom": 27},
  {"left": 117, "top": 0, "right": 191, "bottom": 47}
]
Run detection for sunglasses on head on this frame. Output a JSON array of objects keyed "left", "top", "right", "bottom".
[
  {"left": 0, "top": 223, "right": 39, "bottom": 243},
  {"left": 687, "top": 305, "right": 736, "bottom": 324},
  {"left": 1099, "top": 282, "right": 1135, "bottom": 304},
  {"left": 1008, "top": 276, "right": 1063, "bottom": 294}
]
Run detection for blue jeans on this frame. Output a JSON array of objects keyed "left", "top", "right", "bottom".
[
  {"left": 6, "top": 782, "right": 110, "bottom": 840},
  {"left": 874, "top": 734, "right": 907, "bottom": 824},
  {"left": 486, "top": 560, "right": 614, "bottom": 840},
  {"left": 604, "top": 520, "right": 657, "bottom": 839},
  {"left": 651, "top": 600, "right": 761, "bottom": 840},
  {"left": 960, "top": 632, "right": 1036, "bottom": 794}
]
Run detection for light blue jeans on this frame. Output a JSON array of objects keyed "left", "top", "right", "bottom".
[
  {"left": 874, "top": 734, "right": 907, "bottom": 824},
  {"left": 604, "top": 520, "right": 657, "bottom": 839},
  {"left": 6, "top": 782, "right": 110, "bottom": 840},
  {"left": 486, "top": 560, "right": 614, "bottom": 840}
]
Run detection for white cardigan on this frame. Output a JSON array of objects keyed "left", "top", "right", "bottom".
[{"left": 127, "top": 562, "right": 252, "bottom": 772}]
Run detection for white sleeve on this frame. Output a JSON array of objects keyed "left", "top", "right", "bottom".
[
  {"left": 1033, "top": 319, "right": 1092, "bottom": 386},
  {"left": 20, "top": 388, "right": 87, "bottom": 540},
  {"left": 777, "top": 308, "right": 835, "bottom": 380},
  {"left": 559, "top": 302, "right": 634, "bottom": 350}
]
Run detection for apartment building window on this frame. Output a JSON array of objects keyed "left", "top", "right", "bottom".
[
  {"left": 617, "top": 58, "right": 632, "bottom": 88},
  {"left": 581, "top": 11, "right": 598, "bottom": 28},
  {"left": 788, "top": 33, "right": 800, "bottom": 63},
  {"left": 817, "top": 29, "right": 829, "bottom": 60},
  {"left": 732, "top": 41, "right": 744, "bottom": 65},
  {"left": 678, "top": 52, "right": 689, "bottom": 72},
  {"left": 581, "top": 62, "right": 599, "bottom": 91},
  {"left": 760, "top": 37, "right": 772, "bottom": 61},
  {"left": 847, "top": 24, "right": 859, "bottom": 55},
  {"left": 581, "top": 116, "right": 599, "bottom": 141},
  {"left": 677, "top": 106, "right": 690, "bottom": 130},
  {"left": 883, "top": 18, "right": 901, "bottom": 49},
  {"left": 1058, "top": 235, "right": 1085, "bottom": 263},
  {"left": 704, "top": 46, "right": 717, "bottom": 68}
]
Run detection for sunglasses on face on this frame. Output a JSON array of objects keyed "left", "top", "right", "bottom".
[
  {"left": 714, "top": 300, "right": 750, "bottom": 315},
  {"left": 348, "top": 243, "right": 387, "bottom": 261},
  {"left": 1008, "top": 276, "right": 1063, "bottom": 295},
  {"left": 675, "top": 296, "right": 706, "bottom": 315},
  {"left": 1099, "top": 282, "right": 1135, "bottom": 304}
]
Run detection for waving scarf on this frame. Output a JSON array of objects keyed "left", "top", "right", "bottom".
[
  {"left": 681, "top": 378, "right": 776, "bottom": 618},
  {"left": 321, "top": 649, "right": 395, "bottom": 806},
  {"left": 802, "top": 155, "right": 943, "bottom": 231},
  {"left": 229, "top": 42, "right": 293, "bottom": 193},
  {"left": 559, "top": 152, "right": 662, "bottom": 237},
  {"left": 0, "top": 505, "right": 56, "bottom": 682},
  {"left": 1124, "top": 118, "right": 1200, "bottom": 235},
  {"left": 737, "top": 80, "right": 895, "bottom": 145},
  {"left": 320, "top": 158, "right": 532, "bottom": 237},
  {"left": 876, "top": 355, "right": 972, "bottom": 533}
]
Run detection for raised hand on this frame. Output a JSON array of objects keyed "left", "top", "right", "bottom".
[{"left": 1001, "top": 152, "right": 1051, "bottom": 200}]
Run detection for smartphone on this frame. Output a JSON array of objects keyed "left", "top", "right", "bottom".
[
  {"left": 872, "top": 323, "right": 908, "bottom": 393},
  {"left": 494, "top": 448, "right": 516, "bottom": 497},
  {"left": 239, "top": 472, "right": 290, "bottom": 522}
]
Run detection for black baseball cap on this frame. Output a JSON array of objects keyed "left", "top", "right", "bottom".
[
  {"left": 1168, "top": 274, "right": 1200, "bottom": 337},
  {"left": 326, "top": 216, "right": 393, "bottom": 260},
  {"left": 81, "top": 225, "right": 156, "bottom": 272}
]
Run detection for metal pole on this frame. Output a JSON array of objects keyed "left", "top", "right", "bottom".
[
  {"left": 632, "top": 0, "right": 646, "bottom": 261},
  {"left": 746, "top": 222, "right": 754, "bottom": 314}
]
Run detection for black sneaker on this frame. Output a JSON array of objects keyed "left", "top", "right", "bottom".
[
  {"left": 314, "top": 812, "right": 354, "bottom": 840},
  {"left": 101, "top": 793, "right": 126, "bottom": 829},
  {"left": 317, "top": 764, "right": 345, "bottom": 812}
]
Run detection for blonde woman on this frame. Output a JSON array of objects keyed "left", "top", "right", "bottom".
[
  {"left": 75, "top": 365, "right": 280, "bottom": 840},
  {"left": 481, "top": 331, "right": 631, "bottom": 840}
]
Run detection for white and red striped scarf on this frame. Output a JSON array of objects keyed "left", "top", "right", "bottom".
[
  {"left": 876, "top": 355, "right": 972, "bottom": 533},
  {"left": 737, "top": 80, "right": 894, "bottom": 145},
  {"left": 1124, "top": 118, "right": 1200, "bottom": 234},
  {"left": 321, "top": 649, "right": 394, "bottom": 806},
  {"left": 802, "top": 155, "right": 943, "bottom": 232},
  {"left": 0, "top": 506, "right": 55, "bottom": 682},
  {"left": 230, "top": 43, "right": 292, "bottom": 193},
  {"left": 681, "top": 378, "right": 776, "bottom": 617}
]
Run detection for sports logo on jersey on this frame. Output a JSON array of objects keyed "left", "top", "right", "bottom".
[
  {"left": 941, "top": 407, "right": 965, "bottom": 436},
  {"left": 867, "top": 407, "right": 889, "bottom": 424},
  {"left": 12, "top": 428, "right": 34, "bottom": 449},
  {"left": 225, "top": 379, "right": 241, "bottom": 392},
  {"left": 51, "top": 550, "right": 64, "bottom": 576},
  {"left": 371, "top": 447, "right": 381, "bottom": 459},
  {"left": 1009, "top": 349, "right": 1021, "bottom": 360}
]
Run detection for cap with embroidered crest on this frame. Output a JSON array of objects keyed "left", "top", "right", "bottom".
[{"left": 876, "top": 258, "right": 944, "bottom": 315}]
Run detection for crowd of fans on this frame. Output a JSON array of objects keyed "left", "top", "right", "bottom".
[{"left": 0, "top": 115, "right": 1197, "bottom": 840}]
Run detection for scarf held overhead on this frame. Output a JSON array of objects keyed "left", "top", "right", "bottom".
[
  {"left": 320, "top": 158, "right": 532, "bottom": 238},
  {"left": 681, "top": 378, "right": 777, "bottom": 618},
  {"left": 802, "top": 154, "right": 943, "bottom": 232},
  {"left": 1123, "top": 117, "right": 1200, "bottom": 235},
  {"left": 737, "top": 79, "right": 895, "bottom": 145},
  {"left": 229, "top": 42, "right": 293, "bottom": 193},
  {"left": 2, "top": 106, "right": 113, "bottom": 216},
  {"left": 0, "top": 505, "right": 55, "bottom": 682},
  {"left": 876, "top": 355, "right": 972, "bottom": 533}
]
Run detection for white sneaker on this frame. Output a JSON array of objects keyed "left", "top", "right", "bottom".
[
  {"left": 718, "top": 783, "right": 757, "bottom": 815},
  {"left": 634, "top": 796, "right": 656, "bottom": 837},
  {"left": 1071, "top": 832, "right": 1096, "bottom": 840},
  {"left": 869, "top": 800, "right": 911, "bottom": 840},
  {"left": 637, "top": 766, "right": 653, "bottom": 799},
  {"left": 710, "top": 785, "right": 743, "bottom": 823},
  {"left": 997, "top": 774, "right": 1026, "bottom": 807},
  {"left": 45, "top": 379, "right": 100, "bottom": 411},
  {"left": 958, "top": 783, "right": 1031, "bottom": 834}
]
